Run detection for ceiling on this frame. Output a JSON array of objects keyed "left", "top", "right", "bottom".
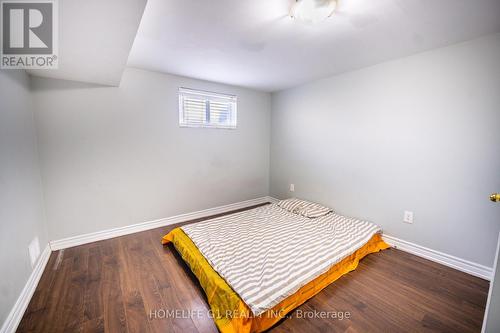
[
  {"left": 27, "top": 0, "right": 147, "bottom": 86},
  {"left": 128, "top": 0, "right": 500, "bottom": 92}
]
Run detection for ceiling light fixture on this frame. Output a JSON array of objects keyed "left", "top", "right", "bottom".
[{"left": 290, "top": 0, "right": 337, "bottom": 24}]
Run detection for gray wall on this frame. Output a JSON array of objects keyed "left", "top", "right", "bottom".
[
  {"left": 31, "top": 68, "right": 271, "bottom": 240},
  {"left": 270, "top": 33, "right": 500, "bottom": 267},
  {"left": 0, "top": 71, "right": 49, "bottom": 325}
]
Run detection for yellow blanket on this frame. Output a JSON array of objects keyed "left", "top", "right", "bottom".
[{"left": 162, "top": 228, "right": 389, "bottom": 333}]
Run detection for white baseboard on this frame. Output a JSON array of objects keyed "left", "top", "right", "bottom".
[
  {"left": 0, "top": 245, "right": 51, "bottom": 333},
  {"left": 50, "top": 196, "right": 275, "bottom": 251},
  {"left": 383, "top": 234, "right": 493, "bottom": 280},
  {"left": 267, "top": 196, "right": 279, "bottom": 204}
]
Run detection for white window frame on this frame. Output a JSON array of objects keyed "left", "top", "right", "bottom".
[{"left": 178, "top": 87, "right": 237, "bottom": 129}]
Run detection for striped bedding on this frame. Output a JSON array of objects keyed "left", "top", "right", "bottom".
[{"left": 181, "top": 203, "right": 382, "bottom": 316}]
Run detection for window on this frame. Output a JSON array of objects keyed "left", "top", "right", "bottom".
[{"left": 179, "top": 88, "right": 237, "bottom": 129}]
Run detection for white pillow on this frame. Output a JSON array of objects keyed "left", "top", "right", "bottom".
[
  {"left": 277, "top": 198, "right": 332, "bottom": 218},
  {"left": 277, "top": 198, "right": 306, "bottom": 214}
]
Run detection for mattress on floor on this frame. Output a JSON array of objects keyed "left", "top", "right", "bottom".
[{"left": 162, "top": 203, "right": 389, "bottom": 333}]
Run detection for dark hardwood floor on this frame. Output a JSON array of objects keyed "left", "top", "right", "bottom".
[{"left": 17, "top": 205, "right": 489, "bottom": 333}]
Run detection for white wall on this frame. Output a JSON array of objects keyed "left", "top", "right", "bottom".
[
  {"left": 31, "top": 68, "right": 271, "bottom": 241},
  {"left": 270, "top": 33, "right": 500, "bottom": 267},
  {"left": 0, "top": 70, "right": 49, "bottom": 325}
]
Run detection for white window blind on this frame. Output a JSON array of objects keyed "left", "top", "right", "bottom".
[{"left": 179, "top": 88, "right": 237, "bottom": 129}]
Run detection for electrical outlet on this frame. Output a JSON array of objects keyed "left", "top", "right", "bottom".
[
  {"left": 289, "top": 184, "right": 295, "bottom": 192},
  {"left": 28, "top": 237, "right": 40, "bottom": 268},
  {"left": 403, "top": 211, "right": 414, "bottom": 224}
]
